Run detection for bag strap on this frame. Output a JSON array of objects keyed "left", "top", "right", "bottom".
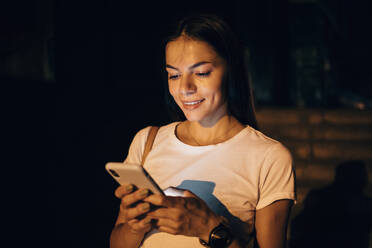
[{"left": 141, "top": 126, "right": 159, "bottom": 166}]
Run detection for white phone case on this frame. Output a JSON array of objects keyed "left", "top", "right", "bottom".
[{"left": 105, "top": 162, "right": 164, "bottom": 195}]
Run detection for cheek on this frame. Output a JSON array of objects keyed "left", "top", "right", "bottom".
[
  {"left": 205, "top": 77, "right": 224, "bottom": 99},
  {"left": 168, "top": 83, "right": 178, "bottom": 101}
]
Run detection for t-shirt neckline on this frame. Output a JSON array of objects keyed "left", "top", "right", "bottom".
[{"left": 171, "top": 122, "right": 249, "bottom": 149}]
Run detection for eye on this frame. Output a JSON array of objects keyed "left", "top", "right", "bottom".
[
  {"left": 196, "top": 71, "right": 211, "bottom": 77},
  {"left": 169, "top": 74, "right": 180, "bottom": 80}
]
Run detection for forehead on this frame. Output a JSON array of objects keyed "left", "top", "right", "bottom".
[{"left": 165, "top": 37, "right": 220, "bottom": 66}]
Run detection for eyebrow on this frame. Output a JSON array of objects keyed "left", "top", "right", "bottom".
[{"left": 166, "top": 61, "right": 212, "bottom": 71}]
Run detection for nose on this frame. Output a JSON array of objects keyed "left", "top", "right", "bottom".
[{"left": 179, "top": 74, "right": 196, "bottom": 96}]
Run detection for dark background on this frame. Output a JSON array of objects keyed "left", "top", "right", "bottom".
[{"left": 2, "top": 0, "right": 371, "bottom": 247}]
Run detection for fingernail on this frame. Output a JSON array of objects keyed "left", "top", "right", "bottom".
[
  {"left": 142, "top": 203, "right": 150, "bottom": 211},
  {"left": 125, "top": 184, "right": 133, "bottom": 192},
  {"left": 140, "top": 189, "right": 149, "bottom": 197}
]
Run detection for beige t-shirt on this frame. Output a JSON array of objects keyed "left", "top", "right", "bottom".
[{"left": 124, "top": 122, "right": 296, "bottom": 248}]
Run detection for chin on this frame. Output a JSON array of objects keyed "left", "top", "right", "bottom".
[
  {"left": 183, "top": 112, "right": 204, "bottom": 122},
  {"left": 184, "top": 115, "right": 200, "bottom": 122}
]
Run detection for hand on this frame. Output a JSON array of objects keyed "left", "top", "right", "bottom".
[
  {"left": 144, "top": 189, "right": 222, "bottom": 241},
  {"left": 114, "top": 184, "right": 153, "bottom": 234}
]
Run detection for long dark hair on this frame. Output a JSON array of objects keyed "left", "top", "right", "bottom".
[{"left": 162, "top": 14, "right": 258, "bottom": 130}]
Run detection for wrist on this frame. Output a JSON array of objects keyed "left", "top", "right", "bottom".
[
  {"left": 200, "top": 215, "right": 223, "bottom": 241},
  {"left": 199, "top": 216, "right": 234, "bottom": 248}
]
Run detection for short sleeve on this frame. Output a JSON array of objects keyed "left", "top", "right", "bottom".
[
  {"left": 256, "top": 143, "right": 296, "bottom": 210},
  {"left": 123, "top": 126, "right": 151, "bottom": 165}
]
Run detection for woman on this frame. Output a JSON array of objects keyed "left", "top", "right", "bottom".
[{"left": 110, "top": 14, "right": 296, "bottom": 248}]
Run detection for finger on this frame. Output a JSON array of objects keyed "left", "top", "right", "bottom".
[
  {"left": 157, "top": 225, "right": 178, "bottom": 235},
  {"left": 147, "top": 207, "right": 181, "bottom": 220},
  {"left": 123, "top": 202, "right": 152, "bottom": 221},
  {"left": 143, "top": 194, "right": 167, "bottom": 207},
  {"left": 121, "top": 188, "right": 151, "bottom": 208},
  {"left": 155, "top": 217, "right": 182, "bottom": 230},
  {"left": 128, "top": 218, "right": 152, "bottom": 233},
  {"left": 114, "top": 184, "right": 134, "bottom": 198},
  {"left": 144, "top": 194, "right": 185, "bottom": 208}
]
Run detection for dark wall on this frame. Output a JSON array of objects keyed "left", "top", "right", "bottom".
[{"left": 53, "top": 1, "right": 239, "bottom": 248}]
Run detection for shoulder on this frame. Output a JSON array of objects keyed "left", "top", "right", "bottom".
[
  {"left": 132, "top": 122, "right": 179, "bottom": 145},
  {"left": 131, "top": 126, "right": 152, "bottom": 146},
  {"left": 124, "top": 123, "right": 178, "bottom": 163},
  {"left": 244, "top": 125, "right": 281, "bottom": 145},
  {"left": 249, "top": 128, "right": 293, "bottom": 176},
  {"left": 240, "top": 126, "right": 291, "bottom": 158},
  {"left": 157, "top": 122, "right": 179, "bottom": 135}
]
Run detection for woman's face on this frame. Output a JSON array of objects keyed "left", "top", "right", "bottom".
[{"left": 166, "top": 36, "right": 227, "bottom": 126}]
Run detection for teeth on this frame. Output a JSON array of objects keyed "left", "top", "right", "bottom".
[{"left": 184, "top": 100, "right": 202, "bottom": 105}]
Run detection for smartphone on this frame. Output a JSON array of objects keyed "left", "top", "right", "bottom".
[{"left": 105, "top": 162, "right": 164, "bottom": 195}]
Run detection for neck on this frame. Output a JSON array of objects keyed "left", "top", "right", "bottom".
[{"left": 184, "top": 115, "right": 244, "bottom": 146}]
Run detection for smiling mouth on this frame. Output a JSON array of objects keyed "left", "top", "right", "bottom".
[
  {"left": 182, "top": 99, "right": 205, "bottom": 110},
  {"left": 183, "top": 99, "right": 204, "bottom": 105}
]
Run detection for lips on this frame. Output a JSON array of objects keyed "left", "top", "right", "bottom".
[
  {"left": 183, "top": 99, "right": 203, "bottom": 105},
  {"left": 182, "top": 99, "right": 205, "bottom": 110}
]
